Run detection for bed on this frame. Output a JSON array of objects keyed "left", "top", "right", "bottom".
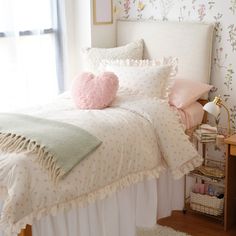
[{"left": 0, "top": 20, "right": 214, "bottom": 236}]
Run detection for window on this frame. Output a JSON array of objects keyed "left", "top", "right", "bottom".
[{"left": 0, "top": 0, "right": 63, "bottom": 111}]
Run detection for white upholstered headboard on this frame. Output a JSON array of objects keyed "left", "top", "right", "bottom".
[{"left": 116, "top": 20, "right": 214, "bottom": 84}]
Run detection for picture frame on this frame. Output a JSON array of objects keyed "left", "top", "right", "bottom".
[{"left": 93, "top": 0, "right": 113, "bottom": 25}]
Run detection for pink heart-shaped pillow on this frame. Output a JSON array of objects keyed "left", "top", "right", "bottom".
[{"left": 71, "top": 72, "right": 119, "bottom": 109}]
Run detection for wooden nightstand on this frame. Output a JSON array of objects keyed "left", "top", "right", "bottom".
[{"left": 224, "top": 134, "right": 236, "bottom": 231}]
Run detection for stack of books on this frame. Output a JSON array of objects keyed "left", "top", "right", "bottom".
[{"left": 194, "top": 124, "right": 217, "bottom": 142}]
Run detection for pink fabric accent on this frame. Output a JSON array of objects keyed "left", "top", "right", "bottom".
[
  {"left": 175, "top": 102, "right": 204, "bottom": 130},
  {"left": 169, "top": 79, "right": 213, "bottom": 109},
  {"left": 71, "top": 72, "right": 119, "bottom": 109}
]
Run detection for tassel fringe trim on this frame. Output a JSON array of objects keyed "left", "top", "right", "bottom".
[
  {"left": 167, "top": 103, "right": 203, "bottom": 179},
  {"left": 0, "top": 133, "right": 65, "bottom": 183}
]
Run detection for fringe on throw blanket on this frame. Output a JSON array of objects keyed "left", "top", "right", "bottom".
[{"left": 0, "top": 133, "right": 65, "bottom": 183}]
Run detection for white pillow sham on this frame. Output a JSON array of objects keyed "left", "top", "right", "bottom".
[
  {"left": 83, "top": 39, "right": 144, "bottom": 74},
  {"left": 101, "top": 58, "right": 178, "bottom": 99}
]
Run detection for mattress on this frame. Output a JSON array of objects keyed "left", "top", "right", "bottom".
[{"left": 177, "top": 102, "right": 204, "bottom": 130}]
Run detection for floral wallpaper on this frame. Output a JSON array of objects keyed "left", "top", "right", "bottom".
[{"left": 114, "top": 0, "right": 236, "bottom": 133}]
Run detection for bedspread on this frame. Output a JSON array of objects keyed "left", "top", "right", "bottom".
[{"left": 0, "top": 91, "right": 202, "bottom": 234}]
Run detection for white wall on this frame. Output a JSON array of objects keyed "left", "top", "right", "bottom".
[
  {"left": 90, "top": 0, "right": 116, "bottom": 48},
  {"left": 71, "top": 0, "right": 116, "bottom": 84},
  {"left": 91, "top": 23, "right": 116, "bottom": 48},
  {"left": 74, "top": 0, "right": 92, "bottom": 80},
  {"left": 63, "top": 0, "right": 116, "bottom": 89}
]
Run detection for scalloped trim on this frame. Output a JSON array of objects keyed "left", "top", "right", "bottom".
[
  {"left": 100, "top": 58, "right": 178, "bottom": 100},
  {"left": 100, "top": 57, "right": 178, "bottom": 77},
  {"left": 171, "top": 154, "right": 203, "bottom": 179},
  {"left": 169, "top": 104, "right": 186, "bottom": 132},
  {"left": 116, "top": 96, "right": 203, "bottom": 178},
  {"left": 162, "top": 77, "right": 175, "bottom": 100},
  {"left": 0, "top": 166, "right": 165, "bottom": 234},
  {"left": 167, "top": 103, "right": 203, "bottom": 178},
  {"left": 115, "top": 96, "right": 202, "bottom": 180}
]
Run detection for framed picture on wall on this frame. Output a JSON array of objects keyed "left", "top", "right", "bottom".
[{"left": 93, "top": 0, "right": 113, "bottom": 25}]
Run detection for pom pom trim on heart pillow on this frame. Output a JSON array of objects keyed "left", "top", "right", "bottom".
[{"left": 71, "top": 72, "right": 119, "bottom": 109}]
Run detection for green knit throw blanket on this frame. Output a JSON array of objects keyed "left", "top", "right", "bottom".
[{"left": 0, "top": 113, "right": 102, "bottom": 183}]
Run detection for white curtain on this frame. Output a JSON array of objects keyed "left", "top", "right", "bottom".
[
  {"left": 58, "top": 0, "right": 77, "bottom": 90},
  {"left": 0, "top": 0, "right": 60, "bottom": 111}
]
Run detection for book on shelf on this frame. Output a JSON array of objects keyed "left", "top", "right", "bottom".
[
  {"left": 199, "top": 124, "right": 217, "bottom": 133},
  {"left": 194, "top": 134, "right": 216, "bottom": 142},
  {"left": 194, "top": 124, "right": 217, "bottom": 142}
]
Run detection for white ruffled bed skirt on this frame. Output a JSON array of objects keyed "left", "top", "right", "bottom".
[{"left": 0, "top": 171, "right": 184, "bottom": 236}]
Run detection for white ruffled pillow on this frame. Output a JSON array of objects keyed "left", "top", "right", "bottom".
[
  {"left": 100, "top": 58, "right": 178, "bottom": 99},
  {"left": 83, "top": 40, "right": 144, "bottom": 74}
]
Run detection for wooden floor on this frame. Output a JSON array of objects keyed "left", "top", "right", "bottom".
[
  {"left": 157, "top": 211, "right": 236, "bottom": 236},
  {"left": 17, "top": 211, "right": 236, "bottom": 236}
]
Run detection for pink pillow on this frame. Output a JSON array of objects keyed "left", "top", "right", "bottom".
[
  {"left": 71, "top": 72, "right": 119, "bottom": 109},
  {"left": 169, "top": 79, "right": 213, "bottom": 109}
]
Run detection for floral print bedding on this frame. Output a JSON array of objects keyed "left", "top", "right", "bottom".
[{"left": 0, "top": 90, "right": 202, "bottom": 234}]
